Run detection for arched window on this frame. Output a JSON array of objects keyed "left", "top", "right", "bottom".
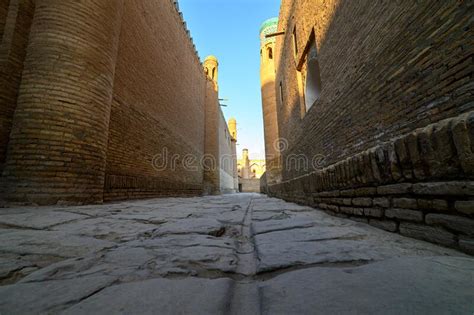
[
  {"left": 212, "top": 67, "right": 216, "bottom": 80},
  {"left": 205, "top": 68, "right": 209, "bottom": 76},
  {"left": 304, "top": 41, "right": 322, "bottom": 111},
  {"left": 267, "top": 47, "right": 273, "bottom": 60}
]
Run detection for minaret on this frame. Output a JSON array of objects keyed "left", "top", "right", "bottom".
[
  {"left": 204, "top": 55, "right": 218, "bottom": 91},
  {"left": 203, "top": 55, "right": 221, "bottom": 194},
  {"left": 242, "top": 148, "right": 250, "bottom": 179},
  {"left": 228, "top": 117, "right": 238, "bottom": 192},
  {"left": 260, "top": 17, "right": 281, "bottom": 185},
  {"left": 228, "top": 117, "right": 237, "bottom": 140}
]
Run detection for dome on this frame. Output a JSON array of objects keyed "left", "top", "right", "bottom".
[
  {"left": 259, "top": 17, "right": 278, "bottom": 34},
  {"left": 204, "top": 55, "right": 218, "bottom": 62}
]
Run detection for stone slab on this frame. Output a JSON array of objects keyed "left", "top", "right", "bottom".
[
  {"left": 62, "top": 277, "right": 233, "bottom": 315},
  {"left": 0, "top": 211, "right": 87, "bottom": 229},
  {"left": 259, "top": 257, "right": 474, "bottom": 314},
  {"left": 0, "top": 276, "right": 116, "bottom": 314}
]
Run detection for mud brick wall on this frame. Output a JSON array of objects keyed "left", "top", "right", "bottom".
[
  {"left": 265, "top": 0, "right": 474, "bottom": 252},
  {"left": 203, "top": 79, "right": 221, "bottom": 194},
  {"left": 104, "top": 0, "right": 206, "bottom": 201},
  {"left": 218, "top": 110, "right": 237, "bottom": 193},
  {"left": 274, "top": 0, "right": 473, "bottom": 179},
  {"left": 0, "top": 0, "right": 34, "bottom": 173},
  {"left": 240, "top": 178, "right": 261, "bottom": 193},
  {"left": 266, "top": 112, "right": 474, "bottom": 254},
  {"left": 1, "top": 0, "right": 124, "bottom": 205},
  {"left": 1, "top": 0, "right": 215, "bottom": 204}
]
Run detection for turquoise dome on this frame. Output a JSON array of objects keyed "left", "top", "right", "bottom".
[{"left": 260, "top": 17, "right": 278, "bottom": 34}]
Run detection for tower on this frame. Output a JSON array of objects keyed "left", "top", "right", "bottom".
[
  {"left": 203, "top": 55, "right": 221, "bottom": 194},
  {"left": 260, "top": 17, "right": 281, "bottom": 185},
  {"left": 242, "top": 148, "right": 250, "bottom": 179},
  {"left": 1, "top": 1, "right": 124, "bottom": 205},
  {"left": 228, "top": 117, "right": 239, "bottom": 192},
  {"left": 228, "top": 117, "right": 237, "bottom": 140},
  {"left": 204, "top": 55, "right": 218, "bottom": 90}
]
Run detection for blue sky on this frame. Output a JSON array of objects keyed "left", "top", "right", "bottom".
[{"left": 178, "top": 0, "right": 280, "bottom": 159}]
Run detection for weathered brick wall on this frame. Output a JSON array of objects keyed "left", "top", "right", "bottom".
[
  {"left": 1, "top": 0, "right": 124, "bottom": 205},
  {"left": 265, "top": 0, "right": 474, "bottom": 253},
  {"left": 0, "top": 0, "right": 10, "bottom": 41},
  {"left": 0, "top": 0, "right": 236, "bottom": 205},
  {"left": 203, "top": 79, "right": 221, "bottom": 194},
  {"left": 240, "top": 178, "right": 261, "bottom": 193},
  {"left": 219, "top": 110, "right": 236, "bottom": 193},
  {"left": 104, "top": 0, "right": 206, "bottom": 201},
  {"left": 267, "top": 112, "right": 474, "bottom": 254},
  {"left": 275, "top": 0, "right": 473, "bottom": 179},
  {"left": 0, "top": 0, "right": 34, "bottom": 173}
]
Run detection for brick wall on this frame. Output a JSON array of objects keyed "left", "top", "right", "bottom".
[
  {"left": 274, "top": 0, "right": 473, "bottom": 179},
  {"left": 218, "top": 111, "right": 237, "bottom": 193},
  {"left": 203, "top": 79, "right": 221, "bottom": 194},
  {"left": 0, "top": 0, "right": 9, "bottom": 39},
  {"left": 264, "top": 0, "right": 474, "bottom": 253},
  {"left": 1, "top": 0, "right": 237, "bottom": 205},
  {"left": 240, "top": 178, "right": 261, "bottom": 193},
  {"left": 1, "top": 0, "right": 124, "bottom": 205},
  {"left": 104, "top": 0, "right": 206, "bottom": 201},
  {"left": 0, "top": 0, "right": 34, "bottom": 173}
]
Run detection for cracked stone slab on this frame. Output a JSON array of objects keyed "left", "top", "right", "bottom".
[
  {"left": 128, "top": 234, "right": 238, "bottom": 275},
  {"left": 252, "top": 215, "right": 318, "bottom": 235},
  {"left": 51, "top": 217, "right": 159, "bottom": 242},
  {"left": 62, "top": 277, "right": 233, "bottom": 315},
  {"left": 20, "top": 234, "right": 239, "bottom": 283},
  {"left": 18, "top": 246, "right": 161, "bottom": 284},
  {"left": 258, "top": 256, "right": 474, "bottom": 314},
  {"left": 0, "top": 255, "right": 39, "bottom": 284},
  {"left": 255, "top": 221, "right": 467, "bottom": 273},
  {"left": 0, "top": 275, "right": 116, "bottom": 314},
  {"left": 252, "top": 201, "right": 312, "bottom": 212},
  {"left": 0, "top": 230, "right": 115, "bottom": 257},
  {"left": 152, "top": 218, "right": 226, "bottom": 236},
  {"left": 0, "top": 210, "right": 87, "bottom": 229},
  {"left": 0, "top": 192, "right": 472, "bottom": 313}
]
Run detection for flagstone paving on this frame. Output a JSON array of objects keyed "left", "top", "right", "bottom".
[{"left": 0, "top": 193, "right": 473, "bottom": 314}]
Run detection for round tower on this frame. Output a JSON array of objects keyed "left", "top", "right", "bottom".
[
  {"left": 228, "top": 117, "right": 237, "bottom": 141},
  {"left": 204, "top": 55, "right": 218, "bottom": 83},
  {"left": 259, "top": 17, "right": 281, "bottom": 184},
  {"left": 260, "top": 17, "right": 278, "bottom": 82},
  {"left": 243, "top": 148, "right": 249, "bottom": 160}
]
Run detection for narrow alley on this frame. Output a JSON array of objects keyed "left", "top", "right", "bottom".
[{"left": 0, "top": 194, "right": 472, "bottom": 314}]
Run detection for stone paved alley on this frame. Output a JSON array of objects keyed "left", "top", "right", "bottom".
[{"left": 0, "top": 194, "right": 473, "bottom": 314}]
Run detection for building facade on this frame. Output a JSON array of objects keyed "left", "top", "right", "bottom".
[
  {"left": 238, "top": 149, "right": 266, "bottom": 180},
  {"left": 260, "top": 0, "right": 473, "bottom": 253},
  {"left": 0, "top": 0, "right": 237, "bottom": 205},
  {"left": 238, "top": 149, "right": 265, "bottom": 192}
]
